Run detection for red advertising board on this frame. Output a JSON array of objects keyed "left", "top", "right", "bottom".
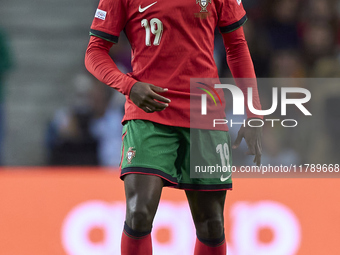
[{"left": 0, "top": 168, "right": 339, "bottom": 255}]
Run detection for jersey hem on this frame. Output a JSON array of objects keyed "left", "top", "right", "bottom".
[
  {"left": 122, "top": 116, "right": 229, "bottom": 131},
  {"left": 219, "top": 15, "right": 247, "bottom": 33}
]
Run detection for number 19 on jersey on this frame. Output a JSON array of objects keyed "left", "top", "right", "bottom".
[{"left": 141, "top": 18, "right": 163, "bottom": 46}]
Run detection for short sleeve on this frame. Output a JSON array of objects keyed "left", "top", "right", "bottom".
[
  {"left": 89, "top": 0, "right": 127, "bottom": 43},
  {"left": 217, "top": 0, "right": 247, "bottom": 33}
]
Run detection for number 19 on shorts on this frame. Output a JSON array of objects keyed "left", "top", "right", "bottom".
[{"left": 216, "top": 143, "right": 231, "bottom": 169}]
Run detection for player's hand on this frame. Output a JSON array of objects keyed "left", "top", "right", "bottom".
[
  {"left": 232, "top": 118, "right": 262, "bottom": 166},
  {"left": 129, "top": 82, "right": 171, "bottom": 113}
]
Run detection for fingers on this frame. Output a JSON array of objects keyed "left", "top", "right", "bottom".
[
  {"left": 151, "top": 92, "right": 171, "bottom": 104},
  {"left": 254, "top": 139, "right": 262, "bottom": 166},
  {"left": 246, "top": 150, "right": 255, "bottom": 155},
  {"left": 232, "top": 130, "right": 244, "bottom": 149},
  {"left": 233, "top": 123, "right": 262, "bottom": 167},
  {"left": 150, "top": 84, "right": 168, "bottom": 93},
  {"left": 150, "top": 85, "right": 171, "bottom": 104},
  {"left": 246, "top": 135, "right": 261, "bottom": 166},
  {"left": 141, "top": 102, "right": 166, "bottom": 113},
  {"left": 250, "top": 138, "right": 262, "bottom": 166},
  {"left": 142, "top": 96, "right": 170, "bottom": 112},
  {"left": 245, "top": 136, "right": 256, "bottom": 155},
  {"left": 138, "top": 85, "right": 170, "bottom": 113},
  {"left": 253, "top": 150, "right": 261, "bottom": 166},
  {"left": 144, "top": 85, "right": 170, "bottom": 112},
  {"left": 147, "top": 96, "right": 170, "bottom": 111},
  {"left": 143, "top": 106, "right": 153, "bottom": 113},
  {"left": 130, "top": 82, "right": 171, "bottom": 113}
]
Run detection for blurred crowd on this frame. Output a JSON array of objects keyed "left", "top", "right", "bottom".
[
  {"left": 228, "top": 0, "right": 340, "bottom": 165},
  {"left": 224, "top": 0, "right": 340, "bottom": 78},
  {"left": 46, "top": 37, "right": 132, "bottom": 167},
  {"left": 0, "top": 28, "right": 13, "bottom": 165},
  {"left": 46, "top": 75, "right": 126, "bottom": 167}
]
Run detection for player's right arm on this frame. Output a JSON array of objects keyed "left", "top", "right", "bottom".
[
  {"left": 85, "top": 36, "right": 170, "bottom": 113},
  {"left": 84, "top": 0, "right": 170, "bottom": 113}
]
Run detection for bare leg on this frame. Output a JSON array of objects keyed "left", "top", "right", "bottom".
[
  {"left": 124, "top": 173, "right": 163, "bottom": 232},
  {"left": 186, "top": 190, "right": 227, "bottom": 239}
]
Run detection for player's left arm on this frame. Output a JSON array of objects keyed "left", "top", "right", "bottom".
[{"left": 221, "top": 26, "right": 263, "bottom": 166}]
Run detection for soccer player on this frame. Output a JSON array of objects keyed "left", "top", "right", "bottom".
[{"left": 85, "top": 0, "right": 262, "bottom": 254}]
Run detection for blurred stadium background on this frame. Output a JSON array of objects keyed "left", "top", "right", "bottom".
[{"left": 0, "top": 0, "right": 339, "bottom": 254}]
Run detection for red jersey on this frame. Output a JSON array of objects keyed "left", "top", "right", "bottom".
[{"left": 90, "top": 0, "right": 247, "bottom": 128}]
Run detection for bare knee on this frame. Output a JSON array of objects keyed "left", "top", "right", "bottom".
[
  {"left": 126, "top": 207, "right": 153, "bottom": 232},
  {"left": 195, "top": 218, "right": 224, "bottom": 240},
  {"left": 124, "top": 174, "right": 163, "bottom": 232}
]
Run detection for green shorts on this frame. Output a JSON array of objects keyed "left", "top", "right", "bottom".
[{"left": 120, "top": 120, "right": 232, "bottom": 191}]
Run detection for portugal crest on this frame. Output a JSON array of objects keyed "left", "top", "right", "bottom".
[
  {"left": 196, "top": 0, "right": 211, "bottom": 12},
  {"left": 126, "top": 147, "right": 136, "bottom": 164}
]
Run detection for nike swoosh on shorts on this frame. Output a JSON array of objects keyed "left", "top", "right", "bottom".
[{"left": 220, "top": 174, "right": 232, "bottom": 182}]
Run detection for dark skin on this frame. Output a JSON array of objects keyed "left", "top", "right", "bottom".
[
  {"left": 129, "top": 81, "right": 171, "bottom": 113},
  {"left": 125, "top": 81, "right": 262, "bottom": 239},
  {"left": 124, "top": 174, "right": 226, "bottom": 239},
  {"left": 232, "top": 119, "right": 263, "bottom": 166}
]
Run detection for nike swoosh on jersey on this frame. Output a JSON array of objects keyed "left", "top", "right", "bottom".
[
  {"left": 220, "top": 173, "right": 232, "bottom": 182},
  {"left": 139, "top": 1, "right": 157, "bottom": 12}
]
